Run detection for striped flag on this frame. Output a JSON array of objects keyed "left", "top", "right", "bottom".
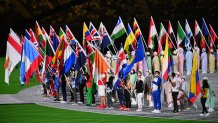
[
  {"left": 35, "top": 21, "right": 46, "bottom": 48},
  {"left": 177, "top": 21, "right": 186, "bottom": 48},
  {"left": 124, "top": 23, "right": 136, "bottom": 52},
  {"left": 83, "top": 22, "right": 93, "bottom": 51},
  {"left": 168, "top": 21, "right": 177, "bottom": 48},
  {"left": 113, "top": 45, "right": 127, "bottom": 90},
  {"left": 93, "top": 48, "right": 110, "bottom": 85},
  {"left": 148, "top": 16, "right": 158, "bottom": 50},
  {"left": 20, "top": 37, "right": 43, "bottom": 85},
  {"left": 111, "top": 17, "right": 126, "bottom": 41},
  {"left": 188, "top": 52, "right": 201, "bottom": 103},
  {"left": 158, "top": 23, "right": 167, "bottom": 54},
  {"left": 209, "top": 24, "right": 217, "bottom": 48},
  {"left": 162, "top": 35, "right": 169, "bottom": 80},
  {"left": 194, "top": 20, "right": 206, "bottom": 49},
  {"left": 185, "top": 19, "right": 193, "bottom": 50}
]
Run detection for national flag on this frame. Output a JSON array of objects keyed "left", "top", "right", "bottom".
[
  {"left": 20, "top": 37, "right": 43, "bottom": 85},
  {"left": 133, "top": 18, "right": 141, "bottom": 39},
  {"left": 168, "top": 21, "right": 177, "bottom": 49},
  {"left": 66, "top": 25, "right": 77, "bottom": 45},
  {"left": 62, "top": 40, "right": 77, "bottom": 74},
  {"left": 209, "top": 24, "right": 217, "bottom": 48},
  {"left": 83, "top": 22, "right": 93, "bottom": 50},
  {"left": 42, "top": 27, "right": 55, "bottom": 66},
  {"left": 123, "top": 35, "right": 145, "bottom": 79},
  {"left": 74, "top": 41, "right": 87, "bottom": 86},
  {"left": 188, "top": 52, "right": 201, "bottom": 103},
  {"left": 158, "top": 23, "right": 167, "bottom": 54},
  {"left": 148, "top": 16, "right": 158, "bottom": 50},
  {"left": 185, "top": 19, "right": 193, "bottom": 50},
  {"left": 29, "top": 29, "right": 39, "bottom": 49},
  {"left": 93, "top": 48, "right": 110, "bottom": 85},
  {"left": 35, "top": 21, "right": 46, "bottom": 48},
  {"left": 194, "top": 20, "right": 206, "bottom": 49},
  {"left": 25, "top": 29, "right": 31, "bottom": 40},
  {"left": 4, "top": 29, "right": 22, "bottom": 84},
  {"left": 124, "top": 23, "right": 136, "bottom": 52},
  {"left": 111, "top": 16, "right": 126, "bottom": 41},
  {"left": 86, "top": 42, "right": 97, "bottom": 104},
  {"left": 49, "top": 26, "right": 59, "bottom": 51},
  {"left": 162, "top": 35, "right": 170, "bottom": 80},
  {"left": 202, "top": 18, "right": 212, "bottom": 49},
  {"left": 98, "top": 22, "right": 112, "bottom": 51},
  {"left": 113, "top": 45, "right": 127, "bottom": 90},
  {"left": 132, "top": 18, "right": 143, "bottom": 50},
  {"left": 51, "top": 28, "right": 66, "bottom": 75},
  {"left": 177, "top": 21, "right": 186, "bottom": 48},
  {"left": 89, "top": 22, "right": 101, "bottom": 44}
]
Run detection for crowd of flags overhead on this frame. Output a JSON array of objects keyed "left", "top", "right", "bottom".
[{"left": 4, "top": 17, "right": 218, "bottom": 103}]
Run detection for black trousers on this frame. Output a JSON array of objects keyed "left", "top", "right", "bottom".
[
  {"left": 124, "top": 89, "right": 131, "bottom": 108},
  {"left": 107, "top": 92, "right": 113, "bottom": 107},
  {"left": 79, "top": 84, "right": 85, "bottom": 103},
  {"left": 201, "top": 98, "right": 208, "bottom": 114},
  {"left": 92, "top": 91, "right": 96, "bottom": 104},
  {"left": 172, "top": 92, "right": 179, "bottom": 112},
  {"left": 42, "top": 83, "right": 47, "bottom": 95},
  {"left": 61, "top": 81, "right": 67, "bottom": 101},
  {"left": 70, "top": 87, "right": 77, "bottom": 103}
]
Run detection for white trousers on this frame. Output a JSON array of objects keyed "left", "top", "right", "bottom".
[{"left": 136, "top": 93, "right": 144, "bottom": 109}]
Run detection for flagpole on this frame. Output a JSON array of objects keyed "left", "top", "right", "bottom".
[
  {"left": 110, "top": 41, "right": 118, "bottom": 53},
  {"left": 168, "top": 34, "right": 177, "bottom": 50}
]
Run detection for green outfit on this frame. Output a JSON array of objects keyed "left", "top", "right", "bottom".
[
  {"left": 206, "top": 82, "right": 215, "bottom": 108},
  {"left": 147, "top": 56, "right": 152, "bottom": 73},
  {"left": 130, "top": 73, "right": 137, "bottom": 85}
]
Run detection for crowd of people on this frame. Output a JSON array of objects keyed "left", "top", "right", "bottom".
[{"left": 40, "top": 45, "right": 217, "bottom": 117}]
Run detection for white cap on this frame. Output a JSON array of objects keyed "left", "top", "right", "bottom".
[{"left": 203, "top": 76, "right": 208, "bottom": 80}]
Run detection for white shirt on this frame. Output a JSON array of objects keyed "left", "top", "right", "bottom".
[{"left": 171, "top": 77, "right": 179, "bottom": 92}]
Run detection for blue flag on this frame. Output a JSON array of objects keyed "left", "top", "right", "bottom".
[
  {"left": 123, "top": 35, "right": 145, "bottom": 79},
  {"left": 99, "top": 22, "right": 112, "bottom": 51}
]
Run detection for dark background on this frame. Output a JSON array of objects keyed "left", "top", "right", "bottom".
[{"left": 0, "top": 0, "right": 218, "bottom": 56}]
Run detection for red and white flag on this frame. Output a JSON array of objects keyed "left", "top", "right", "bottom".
[
  {"left": 209, "top": 24, "right": 217, "bottom": 48},
  {"left": 4, "top": 28, "right": 22, "bottom": 84}
]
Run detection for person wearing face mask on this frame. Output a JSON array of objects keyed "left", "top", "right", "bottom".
[
  {"left": 185, "top": 47, "right": 193, "bottom": 75},
  {"left": 135, "top": 71, "right": 144, "bottom": 112},
  {"left": 201, "top": 48, "right": 208, "bottom": 74},
  {"left": 173, "top": 50, "right": 179, "bottom": 73},
  {"left": 152, "top": 52, "right": 160, "bottom": 73},
  {"left": 159, "top": 51, "right": 164, "bottom": 72},
  {"left": 177, "top": 46, "right": 185, "bottom": 75},
  {"left": 170, "top": 72, "right": 180, "bottom": 113},
  {"left": 151, "top": 71, "right": 162, "bottom": 113},
  {"left": 146, "top": 52, "right": 152, "bottom": 73},
  {"left": 129, "top": 69, "right": 137, "bottom": 99},
  {"left": 144, "top": 70, "right": 153, "bottom": 107},
  {"left": 209, "top": 49, "right": 215, "bottom": 73},
  {"left": 194, "top": 46, "right": 200, "bottom": 70}
]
